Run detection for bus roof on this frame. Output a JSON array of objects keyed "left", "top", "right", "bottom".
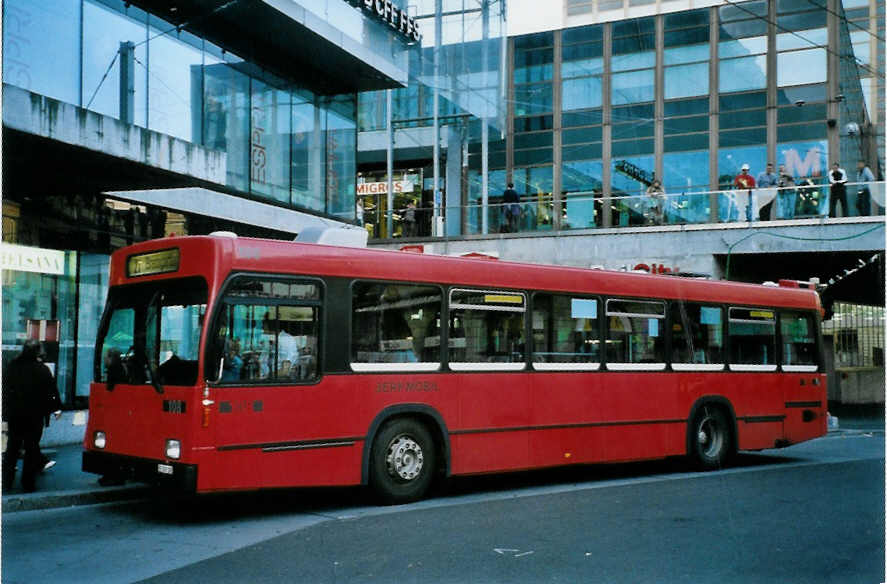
[{"left": 112, "top": 236, "right": 822, "bottom": 311}]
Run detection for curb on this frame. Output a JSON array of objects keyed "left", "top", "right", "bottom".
[{"left": 2, "top": 485, "right": 150, "bottom": 513}]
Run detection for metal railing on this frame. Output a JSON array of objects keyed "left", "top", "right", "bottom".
[{"left": 358, "top": 180, "right": 885, "bottom": 241}]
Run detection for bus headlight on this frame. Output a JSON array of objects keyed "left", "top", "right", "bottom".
[
  {"left": 165, "top": 439, "right": 181, "bottom": 460},
  {"left": 94, "top": 431, "right": 107, "bottom": 449}
]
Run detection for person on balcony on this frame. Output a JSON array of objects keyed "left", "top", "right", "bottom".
[
  {"left": 828, "top": 162, "right": 848, "bottom": 217},
  {"left": 856, "top": 160, "right": 874, "bottom": 216},
  {"left": 777, "top": 164, "right": 797, "bottom": 219},
  {"left": 734, "top": 164, "right": 756, "bottom": 221}
]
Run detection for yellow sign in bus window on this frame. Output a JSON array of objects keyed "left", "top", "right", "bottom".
[
  {"left": 484, "top": 294, "right": 523, "bottom": 304},
  {"left": 127, "top": 249, "right": 180, "bottom": 277}
]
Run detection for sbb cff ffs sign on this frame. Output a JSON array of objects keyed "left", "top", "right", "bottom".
[{"left": 346, "top": 0, "right": 421, "bottom": 43}]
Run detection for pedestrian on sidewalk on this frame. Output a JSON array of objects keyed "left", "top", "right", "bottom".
[{"left": 2, "top": 340, "right": 61, "bottom": 492}]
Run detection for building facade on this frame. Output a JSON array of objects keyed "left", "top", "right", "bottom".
[{"left": 1, "top": 0, "right": 418, "bottom": 407}]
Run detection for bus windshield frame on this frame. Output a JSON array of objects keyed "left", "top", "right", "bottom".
[{"left": 95, "top": 276, "right": 208, "bottom": 389}]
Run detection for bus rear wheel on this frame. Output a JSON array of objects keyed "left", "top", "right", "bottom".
[
  {"left": 691, "top": 406, "right": 732, "bottom": 470},
  {"left": 369, "top": 418, "right": 436, "bottom": 504}
]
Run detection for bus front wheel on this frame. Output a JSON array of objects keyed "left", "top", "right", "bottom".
[
  {"left": 369, "top": 418, "right": 436, "bottom": 504},
  {"left": 691, "top": 406, "right": 732, "bottom": 470}
]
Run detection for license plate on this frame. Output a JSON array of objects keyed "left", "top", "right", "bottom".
[{"left": 157, "top": 463, "right": 174, "bottom": 475}]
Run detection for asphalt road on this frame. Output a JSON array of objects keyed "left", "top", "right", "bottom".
[{"left": 3, "top": 432, "right": 883, "bottom": 584}]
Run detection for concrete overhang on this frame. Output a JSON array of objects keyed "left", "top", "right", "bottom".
[
  {"left": 104, "top": 187, "right": 349, "bottom": 235},
  {"left": 127, "top": 0, "right": 409, "bottom": 94}
]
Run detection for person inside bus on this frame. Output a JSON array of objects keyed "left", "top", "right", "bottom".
[{"left": 221, "top": 338, "right": 243, "bottom": 382}]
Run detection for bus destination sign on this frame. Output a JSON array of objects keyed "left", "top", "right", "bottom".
[{"left": 127, "top": 248, "right": 180, "bottom": 278}]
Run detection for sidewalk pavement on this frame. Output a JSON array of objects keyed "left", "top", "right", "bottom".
[
  {"left": 2, "top": 442, "right": 149, "bottom": 513},
  {"left": 2, "top": 407, "right": 883, "bottom": 513}
]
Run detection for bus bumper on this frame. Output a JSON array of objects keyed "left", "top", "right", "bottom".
[{"left": 82, "top": 450, "right": 197, "bottom": 492}]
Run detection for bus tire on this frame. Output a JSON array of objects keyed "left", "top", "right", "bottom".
[
  {"left": 369, "top": 418, "right": 436, "bottom": 504},
  {"left": 690, "top": 406, "right": 732, "bottom": 471}
]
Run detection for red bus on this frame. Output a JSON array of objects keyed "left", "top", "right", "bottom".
[{"left": 83, "top": 233, "right": 827, "bottom": 503}]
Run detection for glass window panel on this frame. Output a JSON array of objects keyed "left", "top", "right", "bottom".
[
  {"left": 203, "top": 57, "right": 250, "bottom": 192},
  {"left": 147, "top": 21, "right": 204, "bottom": 142},
  {"left": 562, "top": 25, "right": 603, "bottom": 45},
  {"left": 612, "top": 120, "right": 654, "bottom": 139},
  {"left": 514, "top": 132, "right": 553, "bottom": 149},
  {"left": 662, "top": 151, "right": 711, "bottom": 222},
  {"left": 514, "top": 148, "right": 554, "bottom": 166},
  {"left": 82, "top": 1, "right": 148, "bottom": 124},
  {"left": 291, "top": 90, "right": 325, "bottom": 212},
  {"left": 665, "top": 10, "right": 709, "bottom": 29},
  {"left": 514, "top": 83, "right": 553, "bottom": 116},
  {"left": 562, "top": 54, "right": 604, "bottom": 78},
  {"left": 532, "top": 295, "right": 600, "bottom": 366},
  {"left": 3, "top": 0, "right": 81, "bottom": 105},
  {"left": 665, "top": 62, "right": 709, "bottom": 99},
  {"left": 718, "top": 144, "right": 767, "bottom": 187},
  {"left": 606, "top": 300, "right": 666, "bottom": 365},
  {"left": 612, "top": 69, "right": 654, "bottom": 105},
  {"left": 514, "top": 47, "right": 554, "bottom": 84},
  {"left": 563, "top": 126, "right": 603, "bottom": 144},
  {"left": 562, "top": 159, "right": 603, "bottom": 192},
  {"left": 719, "top": 91, "right": 767, "bottom": 111},
  {"left": 719, "top": 20, "right": 769, "bottom": 43},
  {"left": 562, "top": 109, "right": 603, "bottom": 127},
  {"left": 664, "top": 115, "right": 709, "bottom": 134},
  {"left": 514, "top": 115, "right": 553, "bottom": 132},
  {"left": 249, "top": 81, "right": 291, "bottom": 203},
  {"left": 613, "top": 18, "right": 655, "bottom": 37},
  {"left": 664, "top": 133, "right": 709, "bottom": 152},
  {"left": 720, "top": 109, "right": 767, "bottom": 129},
  {"left": 664, "top": 28, "right": 710, "bottom": 49},
  {"left": 776, "top": 27, "right": 827, "bottom": 50},
  {"left": 719, "top": 1, "right": 768, "bottom": 21},
  {"left": 671, "top": 304, "right": 724, "bottom": 365},
  {"left": 611, "top": 51, "right": 655, "bottom": 71},
  {"left": 781, "top": 311, "right": 818, "bottom": 367},
  {"left": 776, "top": 83, "right": 827, "bottom": 105},
  {"left": 351, "top": 283, "right": 441, "bottom": 367},
  {"left": 449, "top": 289, "right": 525, "bottom": 366},
  {"left": 612, "top": 154, "right": 654, "bottom": 196},
  {"left": 612, "top": 139, "right": 654, "bottom": 156},
  {"left": 777, "top": 49, "right": 827, "bottom": 86},
  {"left": 719, "top": 127, "right": 767, "bottom": 147},
  {"left": 719, "top": 56, "right": 767, "bottom": 92},
  {"left": 729, "top": 307, "right": 776, "bottom": 366},
  {"left": 514, "top": 31, "right": 553, "bottom": 50},
  {"left": 777, "top": 11, "right": 827, "bottom": 32},
  {"left": 664, "top": 43, "right": 710, "bottom": 65},
  {"left": 777, "top": 124, "right": 827, "bottom": 142},
  {"left": 718, "top": 36, "right": 767, "bottom": 57},
  {"left": 778, "top": 103, "right": 827, "bottom": 123},
  {"left": 562, "top": 77, "right": 603, "bottom": 111},
  {"left": 563, "top": 143, "right": 603, "bottom": 161},
  {"left": 777, "top": 140, "right": 828, "bottom": 181},
  {"left": 665, "top": 97, "right": 709, "bottom": 117},
  {"left": 324, "top": 94, "right": 357, "bottom": 221}
]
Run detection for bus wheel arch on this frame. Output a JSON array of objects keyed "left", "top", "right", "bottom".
[
  {"left": 362, "top": 405, "right": 450, "bottom": 503},
  {"left": 687, "top": 397, "right": 737, "bottom": 470}
]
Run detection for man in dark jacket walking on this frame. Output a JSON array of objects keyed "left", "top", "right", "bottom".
[{"left": 3, "top": 340, "right": 61, "bottom": 492}]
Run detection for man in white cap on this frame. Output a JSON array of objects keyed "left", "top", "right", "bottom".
[{"left": 734, "top": 163, "right": 757, "bottom": 221}]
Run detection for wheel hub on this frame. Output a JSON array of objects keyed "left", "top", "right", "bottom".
[{"left": 386, "top": 435, "right": 424, "bottom": 481}]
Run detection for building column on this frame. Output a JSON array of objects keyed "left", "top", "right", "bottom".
[
  {"left": 552, "top": 29, "right": 563, "bottom": 231},
  {"left": 601, "top": 22, "right": 613, "bottom": 228},
  {"left": 708, "top": 6, "right": 720, "bottom": 222}
]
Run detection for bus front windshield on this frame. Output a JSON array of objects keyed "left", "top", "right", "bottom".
[{"left": 96, "top": 277, "right": 208, "bottom": 388}]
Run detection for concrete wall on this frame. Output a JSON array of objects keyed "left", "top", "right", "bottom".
[
  {"left": 831, "top": 368, "right": 886, "bottom": 405},
  {"left": 3, "top": 85, "right": 226, "bottom": 184}
]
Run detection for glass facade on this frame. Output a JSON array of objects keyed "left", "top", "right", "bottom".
[
  {"left": 1, "top": 0, "right": 408, "bottom": 407},
  {"left": 2, "top": 0, "right": 362, "bottom": 223}
]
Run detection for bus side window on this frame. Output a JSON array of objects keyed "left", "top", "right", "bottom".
[
  {"left": 780, "top": 311, "right": 818, "bottom": 370},
  {"left": 532, "top": 294, "right": 600, "bottom": 370},
  {"left": 449, "top": 289, "right": 526, "bottom": 369},
  {"left": 351, "top": 282, "right": 442, "bottom": 369},
  {"left": 728, "top": 307, "right": 777, "bottom": 370},
  {"left": 605, "top": 299, "right": 666, "bottom": 369},
  {"left": 670, "top": 303, "right": 724, "bottom": 369},
  {"left": 212, "top": 277, "right": 322, "bottom": 384}
]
